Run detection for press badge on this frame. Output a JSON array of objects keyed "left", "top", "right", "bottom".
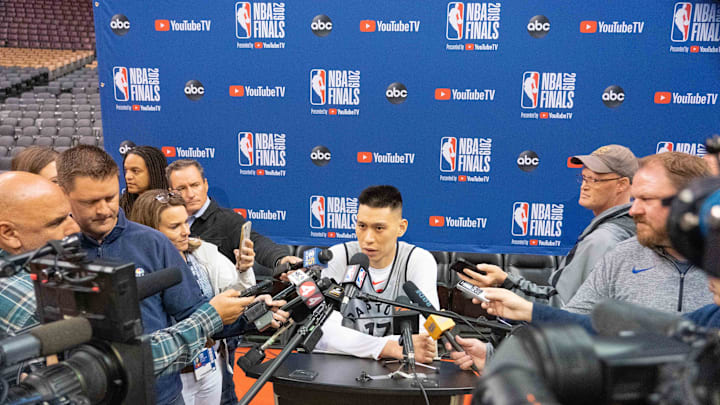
[{"left": 194, "top": 348, "right": 217, "bottom": 381}]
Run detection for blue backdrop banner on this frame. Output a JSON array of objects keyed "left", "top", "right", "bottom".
[{"left": 94, "top": 1, "right": 720, "bottom": 255}]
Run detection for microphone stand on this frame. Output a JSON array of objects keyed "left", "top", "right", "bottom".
[
  {"left": 356, "top": 292, "right": 514, "bottom": 335},
  {"left": 238, "top": 303, "right": 335, "bottom": 405}
]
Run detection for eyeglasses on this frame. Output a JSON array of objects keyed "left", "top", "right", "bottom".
[
  {"left": 154, "top": 191, "right": 180, "bottom": 204},
  {"left": 577, "top": 174, "right": 623, "bottom": 185}
]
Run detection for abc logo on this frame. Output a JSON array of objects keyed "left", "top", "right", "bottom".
[
  {"left": 311, "top": 145, "right": 332, "bottom": 166},
  {"left": 517, "top": 150, "right": 539, "bottom": 172},
  {"left": 110, "top": 14, "right": 130, "bottom": 36},
  {"left": 602, "top": 85, "right": 625, "bottom": 108},
  {"left": 118, "top": 140, "right": 136, "bottom": 155},
  {"left": 385, "top": 82, "right": 408, "bottom": 104},
  {"left": 527, "top": 15, "right": 550, "bottom": 38},
  {"left": 311, "top": 15, "right": 333, "bottom": 37},
  {"left": 184, "top": 80, "right": 205, "bottom": 101}
]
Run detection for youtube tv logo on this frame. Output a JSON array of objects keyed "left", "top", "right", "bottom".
[
  {"left": 233, "top": 208, "right": 247, "bottom": 218},
  {"left": 580, "top": 20, "right": 597, "bottom": 33},
  {"left": 654, "top": 91, "right": 671, "bottom": 104},
  {"left": 566, "top": 157, "right": 582, "bottom": 168},
  {"left": 435, "top": 88, "right": 451, "bottom": 100},
  {"left": 229, "top": 85, "right": 245, "bottom": 97},
  {"left": 360, "top": 20, "right": 376, "bottom": 32},
  {"left": 155, "top": 19, "right": 170, "bottom": 31},
  {"left": 162, "top": 146, "right": 176, "bottom": 157},
  {"left": 429, "top": 216, "right": 445, "bottom": 227},
  {"left": 357, "top": 152, "right": 372, "bottom": 163}
]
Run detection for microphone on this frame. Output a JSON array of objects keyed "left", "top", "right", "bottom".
[
  {"left": 394, "top": 296, "right": 418, "bottom": 368},
  {"left": 238, "top": 279, "right": 273, "bottom": 297},
  {"left": 249, "top": 278, "right": 332, "bottom": 329},
  {"left": 136, "top": 266, "right": 182, "bottom": 300},
  {"left": 403, "top": 281, "right": 480, "bottom": 373},
  {"left": 339, "top": 253, "right": 370, "bottom": 313},
  {"left": 274, "top": 248, "right": 334, "bottom": 274},
  {"left": 591, "top": 299, "right": 695, "bottom": 337},
  {"left": 0, "top": 317, "right": 92, "bottom": 366},
  {"left": 0, "top": 235, "right": 81, "bottom": 277}
]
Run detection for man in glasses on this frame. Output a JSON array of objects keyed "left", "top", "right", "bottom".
[
  {"left": 468, "top": 145, "right": 637, "bottom": 306},
  {"left": 449, "top": 151, "right": 713, "bottom": 372}
]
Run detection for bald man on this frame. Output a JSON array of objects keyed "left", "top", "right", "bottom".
[{"left": 0, "top": 172, "right": 80, "bottom": 335}]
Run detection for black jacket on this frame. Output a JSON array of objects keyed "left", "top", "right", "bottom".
[{"left": 190, "top": 199, "right": 289, "bottom": 270}]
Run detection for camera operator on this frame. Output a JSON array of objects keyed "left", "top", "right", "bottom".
[
  {"left": 50, "top": 146, "right": 288, "bottom": 405},
  {"left": 448, "top": 152, "right": 714, "bottom": 371}
]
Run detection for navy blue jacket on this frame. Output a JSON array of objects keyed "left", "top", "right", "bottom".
[{"left": 79, "top": 209, "right": 251, "bottom": 404}]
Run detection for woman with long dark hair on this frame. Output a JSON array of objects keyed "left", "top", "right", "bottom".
[{"left": 119, "top": 145, "right": 168, "bottom": 213}]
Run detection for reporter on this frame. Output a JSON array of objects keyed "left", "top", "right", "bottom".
[{"left": 131, "top": 189, "right": 288, "bottom": 405}]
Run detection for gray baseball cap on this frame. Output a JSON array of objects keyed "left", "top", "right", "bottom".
[{"left": 570, "top": 144, "right": 638, "bottom": 179}]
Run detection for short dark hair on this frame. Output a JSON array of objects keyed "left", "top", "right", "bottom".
[
  {"left": 358, "top": 185, "right": 403, "bottom": 210},
  {"left": 57, "top": 145, "right": 119, "bottom": 192},
  {"left": 166, "top": 159, "right": 205, "bottom": 184},
  {"left": 638, "top": 152, "right": 710, "bottom": 191},
  {"left": 120, "top": 146, "right": 168, "bottom": 213},
  {"left": 11, "top": 146, "right": 58, "bottom": 174}
]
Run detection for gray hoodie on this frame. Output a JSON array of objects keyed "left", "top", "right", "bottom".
[
  {"left": 564, "top": 236, "right": 711, "bottom": 314},
  {"left": 504, "top": 203, "right": 635, "bottom": 306}
]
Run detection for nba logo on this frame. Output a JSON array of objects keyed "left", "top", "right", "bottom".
[
  {"left": 113, "top": 67, "right": 129, "bottom": 101},
  {"left": 355, "top": 267, "right": 367, "bottom": 289},
  {"left": 671, "top": 3, "right": 692, "bottom": 42},
  {"left": 657, "top": 142, "right": 674, "bottom": 153},
  {"left": 511, "top": 202, "right": 529, "bottom": 236},
  {"left": 446, "top": 2, "right": 464, "bottom": 40},
  {"left": 521, "top": 72, "right": 539, "bottom": 109},
  {"left": 440, "top": 137, "right": 457, "bottom": 172},
  {"left": 235, "top": 2, "right": 252, "bottom": 39},
  {"left": 310, "top": 69, "right": 326, "bottom": 105},
  {"left": 310, "top": 196, "right": 325, "bottom": 229},
  {"left": 238, "top": 132, "right": 254, "bottom": 166}
]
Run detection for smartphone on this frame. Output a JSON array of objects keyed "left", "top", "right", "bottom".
[
  {"left": 239, "top": 220, "right": 252, "bottom": 250},
  {"left": 456, "top": 280, "right": 489, "bottom": 303},
  {"left": 450, "top": 258, "right": 487, "bottom": 275}
]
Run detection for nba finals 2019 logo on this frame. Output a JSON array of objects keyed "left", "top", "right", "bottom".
[
  {"left": 237, "top": 131, "right": 287, "bottom": 177},
  {"left": 309, "top": 195, "right": 358, "bottom": 239},
  {"left": 235, "top": 2, "right": 286, "bottom": 49},
  {"left": 511, "top": 202, "right": 564, "bottom": 247},
  {"left": 520, "top": 71, "right": 576, "bottom": 120},
  {"left": 669, "top": 2, "right": 720, "bottom": 53},
  {"left": 439, "top": 136, "right": 492, "bottom": 183},
  {"left": 445, "top": 2, "right": 501, "bottom": 51},
  {"left": 113, "top": 66, "right": 161, "bottom": 112},
  {"left": 310, "top": 68, "right": 360, "bottom": 116}
]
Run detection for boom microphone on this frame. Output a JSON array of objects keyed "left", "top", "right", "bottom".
[
  {"left": 135, "top": 267, "right": 182, "bottom": 300},
  {"left": 403, "top": 281, "right": 480, "bottom": 373},
  {"left": 591, "top": 299, "right": 695, "bottom": 337},
  {"left": 0, "top": 317, "right": 92, "bottom": 366}
]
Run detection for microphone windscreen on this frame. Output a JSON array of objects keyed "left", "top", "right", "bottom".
[
  {"left": 591, "top": 299, "right": 683, "bottom": 336},
  {"left": 348, "top": 252, "right": 369, "bottom": 270},
  {"left": 318, "top": 248, "right": 333, "bottom": 264},
  {"left": 30, "top": 317, "right": 92, "bottom": 356},
  {"left": 137, "top": 267, "right": 183, "bottom": 300},
  {"left": 403, "top": 281, "right": 437, "bottom": 310}
]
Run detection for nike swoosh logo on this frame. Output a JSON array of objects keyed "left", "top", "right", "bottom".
[
  {"left": 372, "top": 280, "right": 385, "bottom": 286},
  {"left": 631, "top": 266, "right": 655, "bottom": 274}
]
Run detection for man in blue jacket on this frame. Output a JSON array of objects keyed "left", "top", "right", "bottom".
[{"left": 57, "top": 146, "right": 288, "bottom": 405}]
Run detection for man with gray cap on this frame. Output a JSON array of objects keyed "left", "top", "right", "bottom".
[{"left": 464, "top": 144, "right": 637, "bottom": 306}]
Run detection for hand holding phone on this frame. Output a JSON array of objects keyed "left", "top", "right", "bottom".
[{"left": 450, "top": 258, "right": 487, "bottom": 275}]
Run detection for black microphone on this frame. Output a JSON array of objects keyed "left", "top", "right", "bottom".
[
  {"left": 0, "top": 235, "right": 81, "bottom": 277},
  {"left": 238, "top": 279, "right": 273, "bottom": 297},
  {"left": 339, "top": 253, "right": 370, "bottom": 313},
  {"left": 395, "top": 296, "right": 418, "bottom": 368},
  {"left": 0, "top": 317, "right": 92, "bottom": 366},
  {"left": 274, "top": 248, "right": 334, "bottom": 274},
  {"left": 403, "top": 280, "right": 480, "bottom": 373},
  {"left": 591, "top": 299, "right": 695, "bottom": 337},
  {"left": 136, "top": 266, "right": 182, "bottom": 300}
]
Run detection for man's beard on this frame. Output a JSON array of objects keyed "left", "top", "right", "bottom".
[{"left": 635, "top": 217, "right": 671, "bottom": 248}]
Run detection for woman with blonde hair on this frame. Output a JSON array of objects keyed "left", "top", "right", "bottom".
[{"left": 131, "top": 189, "right": 255, "bottom": 405}]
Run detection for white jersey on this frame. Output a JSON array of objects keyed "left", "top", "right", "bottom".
[{"left": 315, "top": 241, "right": 439, "bottom": 359}]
